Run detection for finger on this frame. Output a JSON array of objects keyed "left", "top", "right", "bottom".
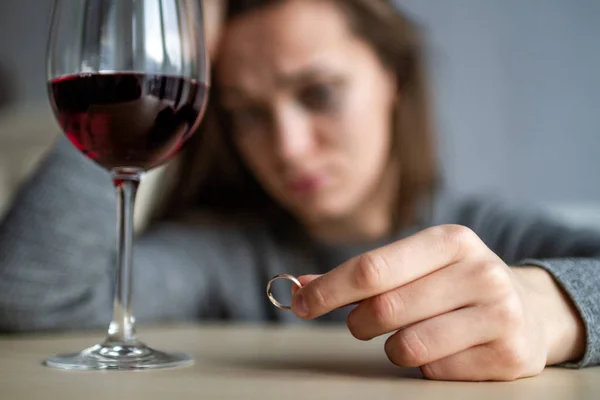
[
  {"left": 294, "top": 276, "right": 361, "bottom": 309},
  {"left": 348, "top": 260, "right": 481, "bottom": 340},
  {"left": 292, "top": 275, "right": 321, "bottom": 295},
  {"left": 292, "top": 225, "right": 484, "bottom": 319},
  {"left": 384, "top": 304, "right": 506, "bottom": 368},
  {"left": 421, "top": 341, "right": 542, "bottom": 381},
  {"left": 422, "top": 346, "right": 502, "bottom": 381}
]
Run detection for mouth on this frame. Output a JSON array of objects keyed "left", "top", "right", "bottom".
[{"left": 285, "top": 172, "right": 328, "bottom": 195}]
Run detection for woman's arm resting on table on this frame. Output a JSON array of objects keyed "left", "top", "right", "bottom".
[{"left": 0, "top": 138, "right": 223, "bottom": 331}]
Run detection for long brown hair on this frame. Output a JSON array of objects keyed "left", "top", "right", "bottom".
[{"left": 159, "top": 0, "right": 438, "bottom": 229}]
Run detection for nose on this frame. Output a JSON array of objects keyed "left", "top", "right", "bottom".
[{"left": 272, "top": 104, "right": 316, "bottom": 165}]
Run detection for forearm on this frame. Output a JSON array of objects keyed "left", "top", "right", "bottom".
[
  {"left": 0, "top": 138, "right": 116, "bottom": 330},
  {"left": 0, "top": 139, "right": 216, "bottom": 331}
]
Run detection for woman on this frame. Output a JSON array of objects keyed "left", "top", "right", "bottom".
[{"left": 1, "top": 0, "right": 599, "bottom": 381}]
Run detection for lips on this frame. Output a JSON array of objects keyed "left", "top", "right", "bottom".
[{"left": 285, "top": 173, "right": 327, "bottom": 194}]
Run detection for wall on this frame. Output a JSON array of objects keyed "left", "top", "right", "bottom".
[{"left": 397, "top": 0, "right": 600, "bottom": 204}]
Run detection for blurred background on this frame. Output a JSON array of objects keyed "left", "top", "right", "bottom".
[{"left": 1, "top": 0, "right": 599, "bottom": 227}]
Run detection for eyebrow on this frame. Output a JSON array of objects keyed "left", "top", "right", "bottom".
[
  {"left": 274, "top": 65, "right": 331, "bottom": 87},
  {"left": 219, "top": 64, "right": 334, "bottom": 98}
]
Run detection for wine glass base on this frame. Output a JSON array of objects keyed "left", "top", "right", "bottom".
[{"left": 44, "top": 341, "right": 194, "bottom": 371}]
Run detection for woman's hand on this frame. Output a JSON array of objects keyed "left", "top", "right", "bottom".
[{"left": 291, "top": 225, "right": 585, "bottom": 381}]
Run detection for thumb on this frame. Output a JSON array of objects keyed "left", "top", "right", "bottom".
[{"left": 292, "top": 274, "right": 322, "bottom": 295}]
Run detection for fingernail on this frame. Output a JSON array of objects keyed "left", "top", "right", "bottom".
[{"left": 292, "top": 293, "right": 309, "bottom": 318}]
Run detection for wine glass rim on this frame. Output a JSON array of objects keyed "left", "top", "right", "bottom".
[{"left": 48, "top": 70, "right": 209, "bottom": 84}]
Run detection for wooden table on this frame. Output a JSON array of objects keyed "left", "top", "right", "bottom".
[{"left": 1, "top": 324, "right": 598, "bottom": 399}]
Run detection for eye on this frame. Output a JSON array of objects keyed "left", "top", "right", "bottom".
[
  {"left": 299, "top": 83, "right": 338, "bottom": 112},
  {"left": 226, "top": 106, "right": 271, "bottom": 133}
]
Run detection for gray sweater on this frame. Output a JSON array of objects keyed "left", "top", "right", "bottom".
[{"left": 1, "top": 138, "right": 600, "bottom": 368}]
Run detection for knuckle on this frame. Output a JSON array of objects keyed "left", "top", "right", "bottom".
[
  {"left": 479, "top": 261, "right": 513, "bottom": 297},
  {"left": 309, "top": 282, "right": 329, "bottom": 312},
  {"left": 440, "top": 224, "right": 480, "bottom": 260},
  {"left": 354, "top": 253, "right": 388, "bottom": 291},
  {"left": 494, "top": 339, "right": 530, "bottom": 377},
  {"left": 371, "top": 293, "right": 399, "bottom": 330},
  {"left": 444, "top": 224, "right": 477, "bottom": 241},
  {"left": 493, "top": 295, "right": 525, "bottom": 327},
  {"left": 420, "top": 363, "right": 439, "bottom": 380},
  {"left": 392, "top": 329, "right": 430, "bottom": 367}
]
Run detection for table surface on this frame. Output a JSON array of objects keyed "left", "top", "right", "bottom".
[{"left": 1, "top": 324, "right": 599, "bottom": 399}]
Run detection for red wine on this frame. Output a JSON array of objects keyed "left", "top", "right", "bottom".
[{"left": 49, "top": 73, "right": 208, "bottom": 170}]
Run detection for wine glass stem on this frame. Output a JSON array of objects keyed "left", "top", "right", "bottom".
[{"left": 107, "top": 168, "right": 143, "bottom": 344}]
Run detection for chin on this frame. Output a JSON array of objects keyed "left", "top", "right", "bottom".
[{"left": 290, "top": 199, "right": 354, "bottom": 224}]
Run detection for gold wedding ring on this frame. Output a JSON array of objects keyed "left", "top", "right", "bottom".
[{"left": 266, "top": 274, "right": 302, "bottom": 311}]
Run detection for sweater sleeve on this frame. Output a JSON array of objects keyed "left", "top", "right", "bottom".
[
  {"left": 0, "top": 138, "right": 261, "bottom": 331},
  {"left": 443, "top": 196, "right": 600, "bottom": 368}
]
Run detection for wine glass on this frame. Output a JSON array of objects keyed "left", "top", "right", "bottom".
[{"left": 45, "top": 0, "right": 209, "bottom": 370}]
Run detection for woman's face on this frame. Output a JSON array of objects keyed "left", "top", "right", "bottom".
[{"left": 216, "top": 0, "right": 397, "bottom": 224}]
